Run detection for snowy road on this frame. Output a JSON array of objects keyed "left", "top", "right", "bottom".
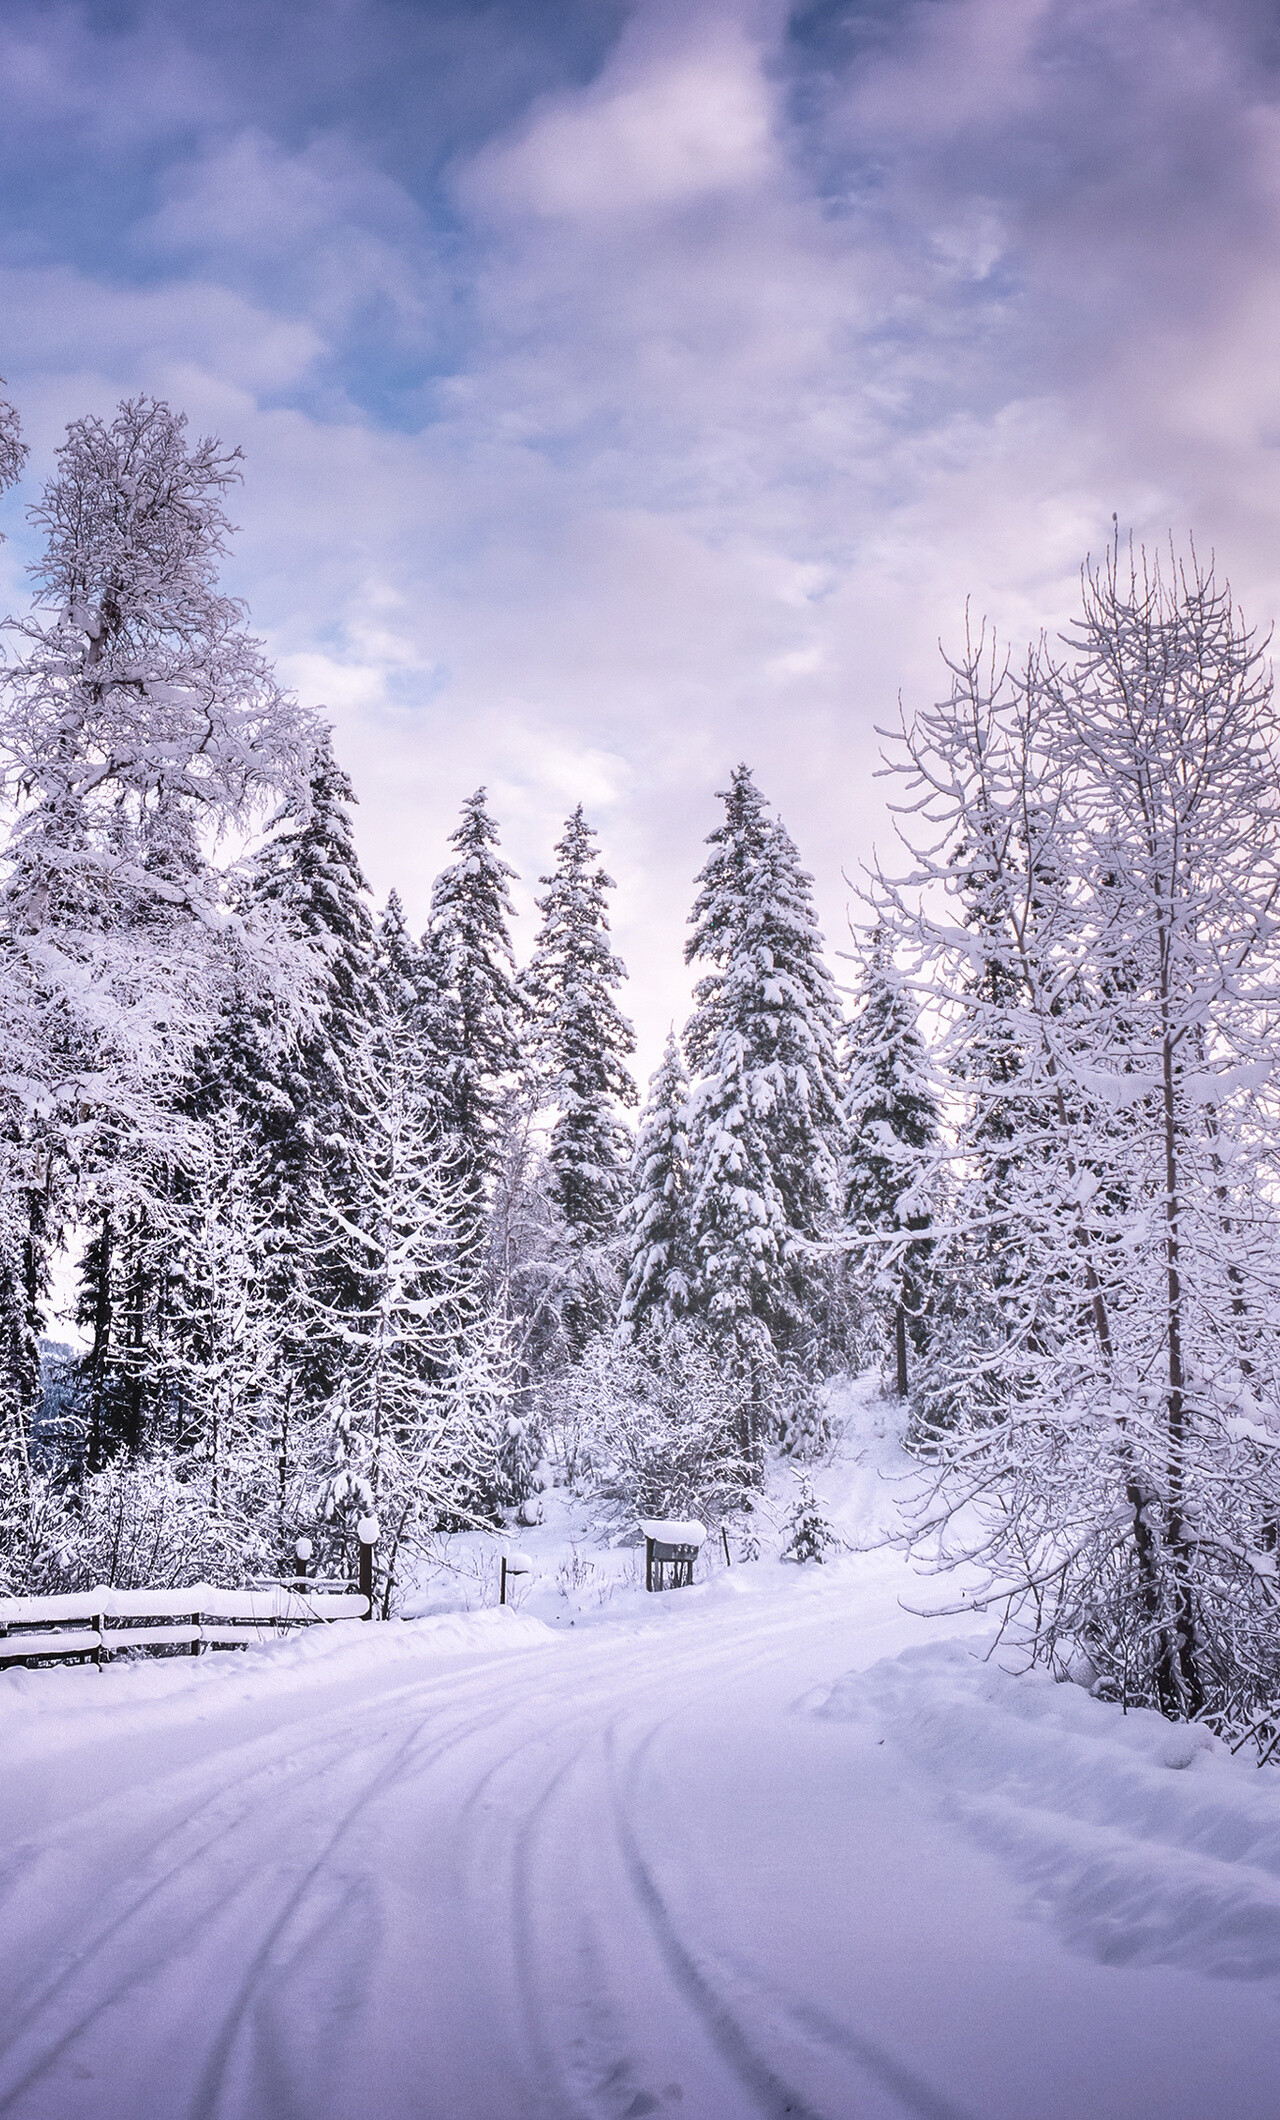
[{"left": 2, "top": 1557, "right": 1279, "bottom": 2120}]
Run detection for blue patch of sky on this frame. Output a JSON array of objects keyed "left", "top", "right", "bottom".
[{"left": 0, "top": 0, "right": 633, "bottom": 428}]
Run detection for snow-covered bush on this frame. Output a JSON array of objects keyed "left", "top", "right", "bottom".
[
  {"left": 542, "top": 1324, "right": 758, "bottom": 1530},
  {"left": 777, "top": 1368, "right": 835, "bottom": 1462},
  {"left": 782, "top": 1477, "right": 837, "bottom": 1563}
]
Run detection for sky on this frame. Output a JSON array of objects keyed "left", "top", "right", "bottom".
[{"left": 1, "top": 0, "right": 1279, "bottom": 1077}]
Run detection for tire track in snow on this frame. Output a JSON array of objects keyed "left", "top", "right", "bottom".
[
  {"left": 0, "top": 1582, "right": 910, "bottom": 2119},
  {"left": 0, "top": 1658, "right": 563, "bottom": 2117}
]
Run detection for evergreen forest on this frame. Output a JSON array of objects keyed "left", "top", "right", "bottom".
[{"left": 4, "top": 386, "right": 1280, "bottom": 1749}]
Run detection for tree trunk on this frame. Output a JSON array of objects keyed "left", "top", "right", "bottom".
[
  {"left": 895, "top": 1301, "right": 908, "bottom": 1398},
  {"left": 1158, "top": 1021, "right": 1204, "bottom": 1718}
]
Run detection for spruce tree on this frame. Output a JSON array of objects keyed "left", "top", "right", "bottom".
[
  {"left": 619, "top": 1031, "right": 692, "bottom": 1337},
  {"left": 682, "top": 766, "right": 846, "bottom": 1379},
  {"left": 523, "top": 807, "right": 637, "bottom": 1242},
  {"left": 424, "top": 789, "right": 522, "bottom": 1213},
  {"left": 207, "top": 730, "right": 381, "bottom": 1395},
  {"left": 842, "top": 927, "right": 939, "bottom": 1395}
]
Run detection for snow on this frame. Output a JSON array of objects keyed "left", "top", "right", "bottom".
[
  {"left": 1, "top": 1384, "right": 1279, "bottom": 2117},
  {"left": 0, "top": 1583, "right": 364, "bottom": 1626},
  {"left": 638, "top": 1517, "right": 707, "bottom": 1545}
]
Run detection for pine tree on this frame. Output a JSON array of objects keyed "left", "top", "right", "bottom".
[
  {"left": 682, "top": 766, "right": 846, "bottom": 1382},
  {"left": 619, "top": 1031, "right": 693, "bottom": 1337},
  {"left": 424, "top": 789, "right": 523, "bottom": 1213},
  {"left": 523, "top": 807, "right": 637, "bottom": 1242},
  {"left": 783, "top": 1475, "right": 837, "bottom": 1563},
  {"left": 374, "top": 890, "right": 428, "bottom": 1032},
  {"left": 192, "top": 731, "right": 380, "bottom": 1402},
  {"left": 842, "top": 927, "right": 938, "bottom": 1395},
  {"left": 306, "top": 1018, "right": 515, "bottom": 1593},
  {"left": 233, "top": 731, "right": 379, "bottom": 1179}
]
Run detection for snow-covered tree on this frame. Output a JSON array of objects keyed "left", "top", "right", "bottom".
[
  {"left": 0, "top": 397, "right": 311, "bottom": 1476},
  {"left": 374, "top": 889, "right": 430, "bottom": 1034},
  {"left": 305, "top": 1017, "right": 515, "bottom": 1587},
  {"left": 877, "top": 543, "right": 1280, "bottom": 1732},
  {"left": 545, "top": 1321, "right": 757, "bottom": 1530},
  {"left": 424, "top": 789, "right": 523, "bottom": 1212},
  {"left": 682, "top": 766, "right": 846, "bottom": 1386},
  {"left": 0, "top": 379, "right": 26, "bottom": 509},
  {"left": 783, "top": 1475, "right": 837, "bottom": 1563},
  {"left": 842, "top": 927, "right": 939, "bottom": 1395},
  {"left": 215, "top": 732, "right": 380, "bottom": 1385},
  {"left": 523, "top": 807, "right": 637, "bottom": 1241},
  {"left": 162, "top": 1113, "right": 286, "bottom": 1524},
  {"left": 519, "top": 807, "right": 637, "bottom": 1359},
  {"left": 619, "top": 1030, "right": 692, "bottom": 1338},
  {"left": 2, "top": 396, "right": 309, "bottom": 947}
]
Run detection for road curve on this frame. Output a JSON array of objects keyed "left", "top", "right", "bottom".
[{"left": 0, "top": 1558, "right": 1277, "bottom": 2120}]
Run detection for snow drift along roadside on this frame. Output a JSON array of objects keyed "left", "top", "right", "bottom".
[
  {"left": 0, "top": 1604, "right": 555, "bottom": 1763},
  {"left": 814, "top": 1640, "right": 1280, "bottom": 1982}
]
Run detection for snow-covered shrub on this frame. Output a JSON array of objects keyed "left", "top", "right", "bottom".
[
  {"left": 778, "top": 1368, "right": 834, "bottom": 1462},
  {"left": 47, "top": 1459, "right": 273, "bottom": 1592},
  {"left": 0, "top": 1466, "right": 76, "bottom": 1598},
  {"left": 782, "top": 1477, "right": 837, "bottom": 1563},
  {"left": 543, "top": 1324, "right": 758, "bottom": 1530}
]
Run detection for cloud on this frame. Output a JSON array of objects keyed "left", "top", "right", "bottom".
[
  {"left": 463, "top": 5, "right": 777, "bottom": 218},
  {"left": 3, "top": 0, "right": 1280, "bottom": 1072}
]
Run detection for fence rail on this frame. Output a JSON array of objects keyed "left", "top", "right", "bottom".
[{"left": 0, "top": 1582, "right": 369, "bottom": 1669}]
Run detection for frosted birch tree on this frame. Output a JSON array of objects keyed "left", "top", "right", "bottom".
[
  {"left": 877, "top": 546, "right": 1280, "bottom": 1731},
  {"left": 0, "top": 396, "right": 312, "bottom": 1476}
]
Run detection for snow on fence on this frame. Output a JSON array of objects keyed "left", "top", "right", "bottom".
[{"left": 0, "top": 1582, "right": 370, "bottom": 1670}]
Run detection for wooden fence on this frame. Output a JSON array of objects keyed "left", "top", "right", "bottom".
[{"left": 0, "top": 1582, "right": 369, "bottom": 1670}]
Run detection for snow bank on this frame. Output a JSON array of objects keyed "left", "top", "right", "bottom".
[
  {"left": 813, "top": 1639, "right": 1280, "bottom": 1982},
  {"left": 0, "top": 1583, "right": 365, "bottom": 1624},
  {"left": 0, "top": 1606, "right": 556, "bottom": 1761}
]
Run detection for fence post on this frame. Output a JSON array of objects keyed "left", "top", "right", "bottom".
[
  {"left": 500, "top": 1554, "right": 508, "bottom": 1606},
  {"left": 357, "top": 1516, "right": 379, "bottom": 1618}
]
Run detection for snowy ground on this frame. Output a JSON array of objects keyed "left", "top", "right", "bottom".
[{"left": 2, "top": 1386, "right": 1280, "bottom": 2118}]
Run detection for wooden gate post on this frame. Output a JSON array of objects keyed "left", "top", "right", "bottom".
[{"left": 357, "top": 1516, "right": 379, "bottom": 1618}]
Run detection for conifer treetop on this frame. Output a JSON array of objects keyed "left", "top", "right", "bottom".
[
  {"left": 620, "top": 1028, "right": 692, "bottom": 1334},
  {"left": 681, "top": 765, "right": 847, "bottom": 1358},
  {"left": 523, "top": 804, "right": 637, "bottom": 1247},
  {"left": 424, "top": 788, "right": 523, "bottom": 1180}
]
